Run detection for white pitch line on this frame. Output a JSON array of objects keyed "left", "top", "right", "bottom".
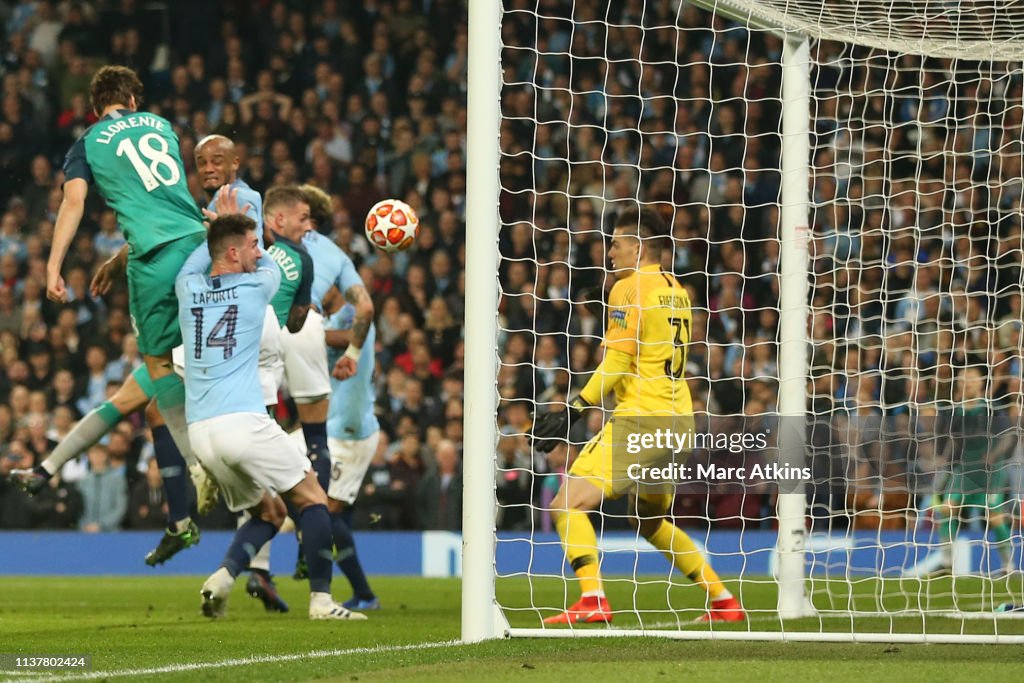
[{"left": 0, "top": 640, "right": 460, "bottom": 683}]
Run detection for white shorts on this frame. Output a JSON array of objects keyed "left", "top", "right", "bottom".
[
  {"left": 280, "top": 309, "right": 330, "bottom": 403},
  {"left": 173, "top": 306, "right": 282, "bottom": 407},
  {"left": 189, "top": 412, "right": 309, "bottom": 512},
  {"left": 328, "top": 433, "right": 380, "bottom": 504},
  {"left": 258, "top": 305, "right": 284, "bottom": 406},
  {"left": 288, "top": 430, "right": 378, "bottom": 504}
]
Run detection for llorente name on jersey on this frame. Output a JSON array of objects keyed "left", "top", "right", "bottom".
[
  {"left": 94, "top": 115, "right": 166, "bottom": 145},
  {"left": 193, "top": 287, "right": 239, "bottom": 305}
]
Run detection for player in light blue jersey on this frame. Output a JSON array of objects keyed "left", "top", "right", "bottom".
[
  {"left": 196, "top": 135, "right": 264, "bottom": 243},
  {"left": 323, "top": 301, "right": 380, "bottom": 609},
  {"left": 176, "top": 213, "right": 365, "bottom": 621},
  {"left": 193, "top": 135, "right": 287, "bottom": 611}
]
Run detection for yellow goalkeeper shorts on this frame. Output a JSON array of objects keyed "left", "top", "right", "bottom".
[{"left": 569, "top": 415, "right": 695, "bottom": 501}]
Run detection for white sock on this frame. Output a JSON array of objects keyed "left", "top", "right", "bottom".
[
  {"left": 250, "top": 540, "right": 272, "bottom": 572},
  {"left": 208, "top": 566, "right": 234, "bottom": 590},
  {"left": 159, "top": 402, "right": 199, "bottom": 467},
  {"left": 310, "top": 591, "right": 333, "bottom": 605},
  {"left": 713, "top": 589, "right": 733, "bottom": 601},
  {"left": 581, "top": 589, "right": 605, "bottom": 599}
]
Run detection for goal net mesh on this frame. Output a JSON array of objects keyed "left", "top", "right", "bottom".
[{"left": 492, "top": 0, "right": 1024, "bottom": 637}]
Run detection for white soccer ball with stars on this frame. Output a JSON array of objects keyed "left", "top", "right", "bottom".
[{"left": 364, "top": 199, "right": 419, "bottom": 253}]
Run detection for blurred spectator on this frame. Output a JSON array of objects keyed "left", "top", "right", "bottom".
[
  {"left": 127, "top": 457, "right": 167, "bottom": 530},
  {"left": 354, "top": 433, "right": 405, "bottom": 529},
  {"left": 77, "top": 444, "right": 127, "bottom": 532},
  {"left": 391, "top": 432, "right": 425, "bottom": 529},
  {"left": 417, "top": 438, "right": 462, "bottom": 531},
  {"left": 26, "top": 472, "right": 82, "bottom": 529}
]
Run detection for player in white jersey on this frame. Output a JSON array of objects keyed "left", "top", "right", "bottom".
[
  {"left": 278, "top": 186, "right": 371, "bottom": 488},
  {"left": 282, "top": 185, "right": 375, "bottom": 583},
  {"left": 176, "top": 213, "right": 364, "bottom": 621}
]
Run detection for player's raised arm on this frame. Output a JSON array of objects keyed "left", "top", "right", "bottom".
[
  {"left": 47, "top": 177, "right": 89, "bottom": 302},
  {"left": 333, "top": 279, "right": 374, "bottom": 380}
]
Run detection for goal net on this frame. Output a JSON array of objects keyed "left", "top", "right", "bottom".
[{"left": 462, "top": 0, "right": 1024, "bottom": 643}]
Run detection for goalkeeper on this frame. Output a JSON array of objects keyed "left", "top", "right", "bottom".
[
  {"left": 533, "top": 208, "right": 744, "bottom": 624},
  {"left": 929, "top": 366, "right": 1015, "bottom": 577}
]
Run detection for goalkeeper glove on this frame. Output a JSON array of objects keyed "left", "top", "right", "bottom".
[{"left": 531, "top": 397, "right": 592, "bottom": 453}]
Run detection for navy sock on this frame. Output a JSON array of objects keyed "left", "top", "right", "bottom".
[
  {"left": 222, "top": 517, "right": 278, "bottom": 578},
  {"left": 331, "top": 512, "right": 374, "bottom": 600},
  {"left": 302, "top": 422, "right": 331, "bottom": 491},
  {"left": 298, "top": 503, "right": 334, "bottom": 594},
  {"left": 301, "top": 422, "right": 328, "bottom": 454},
  {"left": 153, "top": 425, "right": 189, "bottom": 527},
  {"left": 310, "top": 450, "right": 331, "bottom": 491}
]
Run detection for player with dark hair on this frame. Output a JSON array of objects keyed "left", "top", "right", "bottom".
[
  {"left": 533, "top": 207, "right": 744, "bottom": 624},
  {"left": 44, "top": 65, "right": 206, "bottom": 561},
  {"left": 177, "top": 213, "right": 365, "bottom": 621}
]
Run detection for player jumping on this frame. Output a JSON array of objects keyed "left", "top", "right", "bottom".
[{"left": 44, "top": 66, "right": 205, "bottom": 559}]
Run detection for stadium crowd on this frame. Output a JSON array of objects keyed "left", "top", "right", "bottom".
[{"left": 0, "top": 0, "right": 1020, "bottom": 536}]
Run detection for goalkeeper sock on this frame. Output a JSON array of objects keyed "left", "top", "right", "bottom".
[
  {"left": 554, "top": 508, "right": 602, "bottom": 595},
  {"left": 223, "top": 517, "right": 278, "bottom": 578},
  {"left": 42, "top": 400, "right": 123, "bottom": 475},
  {"left": 153, "top": 425, "right": 190, "bottom": 528},
  {"left": 648, "top": 520, "right": 728, "bottom": 599}
]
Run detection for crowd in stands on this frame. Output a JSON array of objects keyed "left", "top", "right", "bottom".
[
  {"left": 0, "top": 0, "right": 1021, "bottom": 535},
  {"left": 0, "top": 0, "right": 471, "bottom": 532}
]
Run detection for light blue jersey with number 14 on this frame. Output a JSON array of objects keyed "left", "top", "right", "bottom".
[{"left": 175, "top": 244, "right": 281, "bottom": 424}]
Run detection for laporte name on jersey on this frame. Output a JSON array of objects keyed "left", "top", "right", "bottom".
[{"left": 192, "top": 287, "right": 240, "bottom": 305}]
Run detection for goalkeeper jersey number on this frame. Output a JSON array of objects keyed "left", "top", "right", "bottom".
[
  {"left": 603, "top": 264, "right": 694, "bottom": 416},
  {"left": 63, "top": 109, "right": 206, "bottom": 258}
]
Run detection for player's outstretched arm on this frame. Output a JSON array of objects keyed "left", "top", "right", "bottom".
[{"left": 47, "top": 178, "right": 89, "bottom": 302}]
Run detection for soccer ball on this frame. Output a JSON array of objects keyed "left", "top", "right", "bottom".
[{"left": 364, "top": 199, "right": 419, "bottom": 253}]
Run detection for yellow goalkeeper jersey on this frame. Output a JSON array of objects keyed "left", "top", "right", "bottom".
[{"left": 602, "top": 264, "right": 693, "bottom": 416}]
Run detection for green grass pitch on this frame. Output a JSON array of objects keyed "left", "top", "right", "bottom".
[{"left": 1, "top": 575, "right": 1023, "bottom": 682}]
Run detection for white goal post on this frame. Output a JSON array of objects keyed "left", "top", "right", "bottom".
[{"left": 462, "top": 0, "right": 1024, "bottom": 643}]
